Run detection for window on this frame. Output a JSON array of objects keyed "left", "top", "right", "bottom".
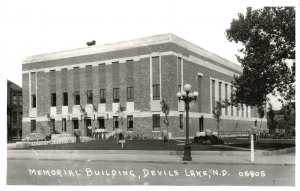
[
  {"left": 231, "top": 85, "right": 234, "bottom": 116},
  {"left": 113, "top": 116, "right": 119, "bottom": 130},
  {"left": 73, "top": 119, "right": 79, "bottom": 129},
  {"left": 179, "top": 114, "right": 183, "bottom": 130},
  {"left": 153, "top": 84, "right": 160, "bottom": 100},
  {"left": 31, "top": 120, "right": 36, "bottom": 133},
  {"left": 127, "top": 115, "right": 133, "bottom": 131},
  {"left": 241, "top": 105, "right": 243, "bottom": 117},
  {"left": 100, "top": 89, "right": 106, "bottom": 103},
  {"left": 51, "top": 93, "right": 56, "bottom": 107},
  {"left": 63, "top": 92, "right": 68, "bottom": 106},
  {"left": 178, "top": 85, "right": 182, "bottom": 93},
  {"left": 219, "top": 82, "right": 222, "bottom": 102},
  {"left": 98, "top": 117, "right": 105, "bottom": 129},
  {"left": 225, "top": 84, "right": 228, "bottom": 115},
  {"left": 152, "top": 114, "right": 160, "bottom": 130},
  {"left": 178, "top": 57, "right": 182, "bottom": 64},
  {"left": 87, "top": 90, "right": 93, "bottom": 104},
  {"left": 127, "top": 87, "right": 134, "bottom": 102},
  {"left": 32, "top": 94, "right": 36, "bottom": 108},
  {"left": 113, "top": 88, "right": 120, "bottom": 103},
  {"left": 18, "top": 112, "right": 22, "bottom": 124},
  {"left": 12, "top": 111, "right": 17, "bottom": 124},
  {"left": 20, "top": 96, "right": 22, "bottom": 106},
  {"left": 62, "top": 118, "right": 66, "bottom": 132},
  {"left": 50, "top": 119, "right": 55, "bottom": 131},
  {"left": 12, "top": 95, "right": 17, "bottom": 105},
  {"left": 211, "top": 80, "right": 215, "bottom": 113},
  {"left": 74, "top": 91, "right": 80, "bottom": 105}
]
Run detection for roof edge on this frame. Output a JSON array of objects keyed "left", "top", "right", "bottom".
[{"left": 23, "top": 33, "right": 242, "bottom": 72}]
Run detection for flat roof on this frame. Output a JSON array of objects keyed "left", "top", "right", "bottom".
[{"left": 23, "top": 33, "right": 242, "bottom": 72}]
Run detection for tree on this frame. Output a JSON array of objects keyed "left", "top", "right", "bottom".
[
  {"left": 282, "top": 102, "right": 295, "bottom": 135},
  {"left": 267, "top": 103, "right": 276, "bottom": 134},
  {"left": 212, "top": 101, "right": 225, "bottom": 138},
  {"left": 116, "top": 104, "right": 126, "bottom": 129},
  {"left": 160, "top": 99, "right": 170, "bottom": 142},
  {"left": 257, "top": 105, "right": 265, "bottom": 129},
  {"left": 226, "top": 7, "right": 295, "bottom": 109}
]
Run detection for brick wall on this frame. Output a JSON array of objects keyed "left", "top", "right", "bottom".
[
  {"left": 22, "top": 41, "right": 264, "bottom": 139},
  {"left": 161, "top": 55, "right": 177, "bottom": 110},
  {"left": 22, "top": 73, "right": 29, "bottom": 117},
  {"left": 37, "top": 72, "right": 45, "bottom": 116}
]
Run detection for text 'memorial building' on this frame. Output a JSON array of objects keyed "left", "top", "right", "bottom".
[{"left": 22, "top": 34, "right": 266, "bottom": 139}]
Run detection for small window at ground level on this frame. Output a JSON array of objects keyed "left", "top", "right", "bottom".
[
  {"left": 152, "top": 114, "right": 160, "bottom": 130},
  {"left": 31, "top": 120, "right": 36, "bottom": 133},
  {"left": 50, "top": 119, "right": 55, "bottom": 131},
  {"left": 73, "top": 119, "right": 79, "bottom": 129},
  {"left": 98, "top": 117, "right": 105, "bottom": 129},
  {"left": 113, "top": 116, "right": 119, "bottom": 129},
  {"left": 62, "top": 118, "right": 67, "bottom": 132},
  {"left": 127, "top": 115, "right": 133, "bottom": 130}
]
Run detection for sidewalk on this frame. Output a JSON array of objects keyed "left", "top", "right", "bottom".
[{"left": 7, "top": 149, "right": 295, "bottom": 166}]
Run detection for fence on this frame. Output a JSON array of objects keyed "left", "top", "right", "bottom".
[{"left": 218, "top": 131, "right": 249, "bottom": 138}]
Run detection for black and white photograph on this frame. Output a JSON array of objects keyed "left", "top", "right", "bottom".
[{"left": 1, "top": 0, "right": 297, "bottom": 189}]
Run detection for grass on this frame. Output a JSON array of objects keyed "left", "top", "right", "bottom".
[
  {"left": 17, "top": 139, "right": 245, "bottom": 151},
  {"left": 16, "top": 139, "right": 294, "bottom": 151}
]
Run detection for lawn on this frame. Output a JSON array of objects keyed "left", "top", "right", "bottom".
[{"left": 17, "top": 140, "right": 245, "bottom": 151}]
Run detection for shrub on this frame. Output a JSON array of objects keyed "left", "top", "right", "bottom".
[{"left": 193, "top": 135, "right": 224, "bottom": 145}]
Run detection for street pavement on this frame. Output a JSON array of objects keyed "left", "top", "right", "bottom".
[
  {"left": 7, "top": 149, "right": 295, "bottom": 166},
  {"left": 6, "top": 144, "right": 295, "bottom": 185}
]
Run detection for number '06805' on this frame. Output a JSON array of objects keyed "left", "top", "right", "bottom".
[{"left": 238, "top": 171, "right": 266, "bottom": 177}]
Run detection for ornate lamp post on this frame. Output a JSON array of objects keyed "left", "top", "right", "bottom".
[{"left": 176, "top": 84, "right": 198, "bottom": 161}]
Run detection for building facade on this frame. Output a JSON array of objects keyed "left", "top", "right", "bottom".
[
  {"left": 22, "top": 34, "right": 267, "bottom": 139},
  {"left": 7, "top": 80, "right": 23, "bottom": 142}
]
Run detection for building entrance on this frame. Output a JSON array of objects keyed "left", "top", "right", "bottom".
[{"left": 85, "top": 118, "right": 92, "bottom": 137}]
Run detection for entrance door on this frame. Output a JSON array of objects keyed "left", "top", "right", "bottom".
[
  {"left": 85, "top": 118, "right": 92, "bottom": 137},
  {"left": 98, "top": 117, "right": 105, "bottom": 129}
]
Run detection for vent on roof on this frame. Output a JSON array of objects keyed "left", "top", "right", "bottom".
[{"left": 87, "top": 40, "right": 96, "bottom": 46}]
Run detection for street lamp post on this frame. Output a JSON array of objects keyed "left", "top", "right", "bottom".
[{"left": 176, "top": 84, "right": 198, "bottom": 161}]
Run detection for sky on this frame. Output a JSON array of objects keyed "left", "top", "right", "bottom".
[{"left": 0, "top": 0, "right": 297, "bottom": 109}]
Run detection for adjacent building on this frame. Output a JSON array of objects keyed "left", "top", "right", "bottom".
[
  {"left": 7, "top": 80, "right": 22, "bottom": 142},
  {"left": 22, "top": 34, "right": 267, "bottom": 139}
]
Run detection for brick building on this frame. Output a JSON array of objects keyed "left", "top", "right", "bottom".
[
  {"left": 22, "top": 34, "right": 267, "bottom": 139},
  {"left": 7, "top": 80, "right": 22, "bottom": 142}
]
